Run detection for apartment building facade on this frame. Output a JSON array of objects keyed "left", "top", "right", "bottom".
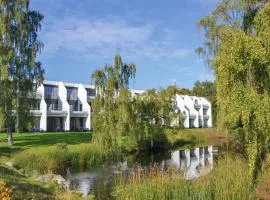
[
  {"left": 29, "top": 81, "right": 212, "bottom": 131},
  {"left": 176, "top": 94, "right": 212, "bottom": 128},
  {"left": 31, "top": 81, "right": 95, "bottom": 132}
]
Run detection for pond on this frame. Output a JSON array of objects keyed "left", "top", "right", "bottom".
[{"left": 65, "top": 145, "right": 224, "bottom": 199}]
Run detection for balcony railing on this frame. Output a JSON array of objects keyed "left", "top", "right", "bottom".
[
  {"left": 203, "top": 114, "right": 209, "bottom": 119},
  {"left": 70, "top": 109, "right": 89, "bottom": 117},
  {"left": 194, "top": 104, "right": 201, "bottom": 110},
  {"left": 203, "top": 104, "right": 209, "bottom": 109},
  {"left": 30, "top": 110, "right": 42, "bottom": 116},
  {"left": 47, "top": 108, "right": 68, "bottom": 116},
  {"left": 190, "top": 114, "right": 196, "bottom": 119}
]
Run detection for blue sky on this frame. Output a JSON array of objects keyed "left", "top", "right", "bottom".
[{"left": 31, "top": 0, "right": 218, "bottom": 90}]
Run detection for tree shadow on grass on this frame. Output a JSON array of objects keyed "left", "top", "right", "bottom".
[
  {"left": 0, "top": 166, "right": 54, "bottom": 200},
  {"left": 9, "top": 132, "right": 93, "bottom": 147},
  {"left": 0, "top": 146, "right": 25, "bottom": 157}
]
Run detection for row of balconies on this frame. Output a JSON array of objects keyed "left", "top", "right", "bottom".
[{"left": 194, "top": 102, "right": 209, "bottom": 110}]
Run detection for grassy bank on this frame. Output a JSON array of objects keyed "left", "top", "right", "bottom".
[
  {"left": 121, "top": 128, "right": 229, "bottom": 153},
  {"left": 165, "top": 128, "right": 227, "bottom": 149},
  {"left": 13, "top": 143, "right": 108, "bottom": 175},
  {"left": 113, "top": 156, "right": 254, "bottom": 200},
  {"left": 0, "top": 164, "right": 92, "bottom": 200},
  {"left": 0, "top": 132, "right": 104, "bottom": 199},
  {"left": 0, "top": 132, "right": 111, "bottom": 175}
]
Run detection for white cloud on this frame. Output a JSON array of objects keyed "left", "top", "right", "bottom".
[{"left": 40, "top": 14, "right": 192, "bottom": 63}]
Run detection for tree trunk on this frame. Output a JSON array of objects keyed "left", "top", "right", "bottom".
[{"left": 7, "top": 126, "right": 14, "bottom": 146}]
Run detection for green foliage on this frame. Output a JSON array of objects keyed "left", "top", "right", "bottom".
[
  {"left": 113, "top": 156, "right": 254, "bottom": 200},
  {"left": 91, "top": 55, "right": 136, "bottom": 151},
  {"left": 198, "top": 0, "right": 270, "bottom": 180},
  {"left": 0, "top": 0, "right": 44, "bottom": 144},
  {"left": 91, "top": 55, "right": 183, "bottom": 152},
  {"left": 165, "top": 85, "right": 191, "bottom": 95}
]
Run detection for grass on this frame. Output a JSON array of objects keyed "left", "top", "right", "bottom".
[
  {"left": 113, "top": 156, "right": 254, "bottom": 200},
  {"left": 12, "top": 143, "right": 108, "bottom": 175},
  {"left": 0, "top": 164, "right": 93, "bottom": 200},
  {"left": 165, "top": 128, "right": 228, "bottom": 150},
  {"left": 0, "top": 132, "right": 91, "bottom": 155}
]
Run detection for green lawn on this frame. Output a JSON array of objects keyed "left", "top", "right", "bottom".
[{"left": 0, "top": 132, "right": 92, "bottom": 158}]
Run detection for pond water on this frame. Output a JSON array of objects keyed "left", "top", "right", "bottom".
[{"left": 65, "top": 145, "right": 222, "bottom": 199}]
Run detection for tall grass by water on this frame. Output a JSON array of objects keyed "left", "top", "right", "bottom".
[
  {"left": 113, "top": 156, "right": 254, "bottom": 200},
  {"left": 13, "top": 143, "right": 108, "bottom": 175}
]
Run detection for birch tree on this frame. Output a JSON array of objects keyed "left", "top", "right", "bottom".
[{"left": 0, "top": 0, "right": 44, "bottom": 145}]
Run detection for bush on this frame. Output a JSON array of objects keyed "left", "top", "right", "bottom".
[{"left": 0, "top": 181, "right": 12, "bottom": 200}]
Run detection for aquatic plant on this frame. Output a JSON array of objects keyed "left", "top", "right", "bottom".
[
  {"left": 113, "top": 156, "right": 254, "bottom": 200},
  {"left": 13, "top": 143, "right": 108, "bottom": 175}
]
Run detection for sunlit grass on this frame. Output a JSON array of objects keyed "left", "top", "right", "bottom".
[{"left": 113, "top": 156, "right": 254, "bottom": 200}]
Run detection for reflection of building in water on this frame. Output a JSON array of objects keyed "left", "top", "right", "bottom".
[{"left": 171, "top": 146, "right": 214, "bottom": 180}]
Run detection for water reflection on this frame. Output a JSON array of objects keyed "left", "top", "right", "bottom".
[
  {"left": 168, "top": 146, "right": 214, "bottom": 180},
  {"left": 67, "top": 145, "right": 217, "bottom": 197}
]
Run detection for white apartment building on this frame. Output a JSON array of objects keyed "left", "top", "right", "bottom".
[
  {"left": 29, "top": 80, "right": 212, "bottom": 132},
  {"left": 31, "top": 80, "right": 95, "bottom": 132},
  {"left": 176, "top": 94, "right": 212, "bottom": 128}
]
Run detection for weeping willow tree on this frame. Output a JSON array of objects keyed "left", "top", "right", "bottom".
[
  {"left": 198, "top": 0, "right": 270, "bottom": 181},
  {"left": 91, "top": 55, "right": 182, "bottom": 152},
  {"left": 91, "top": 55, "right": 136, "bottom": 151}
]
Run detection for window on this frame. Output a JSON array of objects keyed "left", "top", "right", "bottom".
[
  {"left": 86, "top": 88, "right": 95, "bottom": 96},
  {"left": 44, "top": 85, "right": 58, "bottom": 99}
]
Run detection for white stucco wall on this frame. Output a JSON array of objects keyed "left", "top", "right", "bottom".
[
  {"left": 38, "top": 84, "right": 47, "bottom": 131},
  {"left": 78, "top": 84, "right": 91, "bottom": 130},
  {"left": 59, "top": 82, "right": 70, "bottom": 131}
]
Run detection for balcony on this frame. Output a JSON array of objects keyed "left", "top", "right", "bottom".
[
  {"left": 203, "top": 114, "right": 209, "bottom": 119},
  {"left": 30, "top": 109, "right": 42, "bottom": 116},
  {"left": 190, "top": 114, "right": 196, "bottom": 119},
  {"left": 70, "top": 109, "right": 89, "bottom": 117},
  {"left": 203, "top": 104, "right": 209, "bottom": 109},
  {"left": 194, "top": 103, "right": 201, "bottom": 110},
  {"left": 47, "top": 107, "right": 68, "bottom": 117}
]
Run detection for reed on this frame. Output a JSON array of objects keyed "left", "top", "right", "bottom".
[
  {"left": 13, "top": 143, "right": 108, "bottom": 175},
  {"left": 113, "top": 156, "right": 254, "bottom": 200}
]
